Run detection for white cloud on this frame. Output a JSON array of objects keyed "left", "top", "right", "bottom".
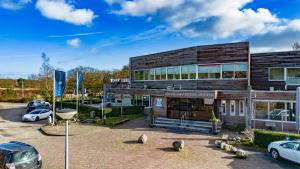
[
  {"left": 106, "top": 0, "right": 300, "bottom": 39},
  {"left": 67, "top": 38, "right": 80, "bottom": 48},
  {"left": 36, "top": 0, "right": 97, "bottom": 25},
  {"left": 0, "top": 0, "right": 31, "bottom": 10},
  {"left": 48, "top": 31, "right": 103, "bottom": 38}
]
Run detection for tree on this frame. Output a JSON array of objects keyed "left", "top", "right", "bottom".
[
  {"left": 292, "top": 42, "right": 300, "bottom": 51},
  {"left": 39, "top": 53, "right": 54, "bottom": 101}
]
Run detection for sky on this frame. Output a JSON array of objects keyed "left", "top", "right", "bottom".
[{"left": 0, "top": 0, "right": 300, "bottom": 79}]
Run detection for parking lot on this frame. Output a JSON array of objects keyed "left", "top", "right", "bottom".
[{"left": 0, "top": 103, "right": 299, "bottom": 169}]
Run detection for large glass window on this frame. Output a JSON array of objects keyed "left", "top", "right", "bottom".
[
  {"left": 269, "top": 102, "right": 285, "bottom": 121},
  {"left": 235, "top": 64, "right": 247, "bottom": 78},
  {"left": 139, "top": 70, "right": 144, "bottom": 80},
  {"left": 269, "top": 68, "right": 284, "bottom": 81},
  {"left": 174, "top": 66, "right": 181, "bottom": 79},
  {"left": 142, "top": 95, "right": 151, "bottom": 108},
  {"left": 198, "top": 65, "right": 220, "bottom": 79},
  {"left": 181, "top": 65, "right": 196, "bottom": 79},
  {"left": 254, "top": 101, "right": 268, "bottom": 120},
  {"left": 222, "top": 64, "right": 235, "bottom": 78},
  {"left": 155, "top": 68, "right": 161, "bottom": 80},
  {"left": 134, "top": 71, "right": 139, "bottom": 81},
  {"left": 144, "top": 70, "right": 149, "bottom": 80},
  {"left": 167, "top": 67, "right": 174, "bottom": 80},
  {"left": 161, "top": 67, "right": 167, "bottom": 80},
  {"left": 149, "top": 69, "right": 155, "bottom": 80},
  {"left": 287, "top": 68, "right": 300, "bottom": 84}
]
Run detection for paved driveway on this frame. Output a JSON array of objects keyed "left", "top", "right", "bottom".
[{"left": 0, "top": 103, "right": 299, "bottom": 169}]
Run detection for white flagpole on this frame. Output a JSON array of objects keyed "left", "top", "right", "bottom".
[
  {"left": 76, "top": 72, "right": 79, "bottom": 119},
  {"left": 52, "top": 70, "right": 56, "bottom": 125}
]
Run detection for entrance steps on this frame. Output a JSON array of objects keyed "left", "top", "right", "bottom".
[{"left": 154, "top": 117, "right": 222, "bottom": 133}]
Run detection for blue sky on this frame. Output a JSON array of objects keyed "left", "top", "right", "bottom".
[{"left": 0, "top": 0, "right": 300, "bottom": 79}]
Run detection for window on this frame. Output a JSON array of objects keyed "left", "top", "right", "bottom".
[
  {"left": 161, "top": 67, "right": 167, "bottom": 80},
  {"left": 230, "top": 100, "right": 235, "bottom": 116},
  {"left": 155, "top": 68, "right": 161, "bottom": 80},
  {"left": 149, "top": 69, "right": 155, "bottom": 80},
  {"left": 134, "top": 71, "right": 139, "bottom": 81},
  {"left": 269, "top": 68, "right": 284, "bottom": 81},
  {"left": 222, "top": 64, "right": 235, "bottom": 78},
  {"left": 167, "top": 67, "right": 174, "bottom": 80},
  {"left": 198, "top": 65, "right": 221, "bottom": 79},
  {"left": 287, "top": 68, "right": 300, "bottom": 84},
  {"left": 181, "top": 65, "right": 196, "bottom": 79},
  {"left": 139, "top": 70, "right": 144, "bottom": 80},
  {"left": 174, "top": 66, "right": 181, "bottom": 79},
  {"left": 239, "top": 100, "right": 245, "bottom": 116},
  {"left": 142, "top": 95, "right": 151, "bottom": 108},
  {"left": 221, "top": 100, "right": 226, "bottom": 115},
  {"left": 269, "top": 102, "right": 286, "bottom": 121},
  {"left": 155, "top": 98, "right": 163, "bottom": 107},
  {"left": 235, "top": 64, "right": 247, "bottom": 78},
  {"left": 254, "top": 101, "right": 268, "bottom": 120},
  {"left": 144, "top": 70, "right": 149, "bottom": 80}
]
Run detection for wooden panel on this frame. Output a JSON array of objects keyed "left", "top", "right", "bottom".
[
  {"left": 251, "top": 51, "right": 300, "bottom": 90},
  {"left": 130, "top": 42, "right": 249, "bottom": 90}
]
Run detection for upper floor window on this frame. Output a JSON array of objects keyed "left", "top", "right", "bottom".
[
  {"left": 155, "top": 68, "right": 161, "bottom": 80},
  {"left": 287, "top": 68, "right": 300, "bottom": 84},
  {"left": 198, "top": 65, "right": 221, "bottom": 79},
  {"left": 235, "top": 64, "right": 247, "bottom": 78},
  {"left": 269, "top": 67, "right": 284, "bottom": 81},
  {"left": 222, "top": 64, "right": 234, "bottom": 78},
  {"left": 161, "top": 67, "right": 167, "bottom": 80},
  {"left": 134, "top": 70, "right": 139, "bottom": 81},
  {"left": 149, "top": 69, "right": 155, "bottom": 80},
  {"left": 181, "top": 65, "right": 197, "bottom": 79},
  {"left": 167, "top": 67, "right": 174, "bottom": 80},
  {"left": 174, "top": 66, "right": 181, "bottom": 80}
]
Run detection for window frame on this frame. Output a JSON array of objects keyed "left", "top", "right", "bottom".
[
  {"left": 286, "top": 67, "right": 300, "bottom": 85},
  {"left": 230, "top": 100, "right": 236, "bottom": 116},
  {"left": 268, "top": 67, "right": 285, "bottom": 82},
  {"left": 239, "top": 100, "right": 245, "bottom": 116},
  {"left": 221, "top": 100, "right": 226, "bottom": 115}
]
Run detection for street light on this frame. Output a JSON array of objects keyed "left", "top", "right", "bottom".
[{"left": 56, "top": 109, "right": 76, "bottom": 169}]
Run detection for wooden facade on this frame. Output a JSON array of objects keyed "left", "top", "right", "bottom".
[
  {"left": 130, "top": 42, "right": 249, "bottom": 90},
  {"left": 250, "top": 51, "right": 300, "bottom": 90}
]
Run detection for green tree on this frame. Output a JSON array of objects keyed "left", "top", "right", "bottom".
[{"left": 292, "top": 42, "right": 300, "bottom": 51}]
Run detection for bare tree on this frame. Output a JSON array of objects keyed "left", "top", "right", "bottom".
[
  {"left": 39, "top": 53, "right": 54, "bottom": 101},
  {"left": 292, "top": 42, "right": 300, "bottom": 51}
]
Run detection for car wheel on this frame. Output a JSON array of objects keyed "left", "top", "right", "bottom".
[
  {"left": 35, "top": 117, "right": 40, "bottom": 122},
  {"left": 270, "top": 149, "right": 280, "bottom": 159}
]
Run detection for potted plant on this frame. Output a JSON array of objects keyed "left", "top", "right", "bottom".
[{"left": 210, "top": 111, "right": 220, "bottom": 135}]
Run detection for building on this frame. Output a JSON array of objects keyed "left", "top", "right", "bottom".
[{"left": 108, "top": 42, "right": 300, "bottom": 132}]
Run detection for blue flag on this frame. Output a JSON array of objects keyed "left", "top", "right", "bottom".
[
  {"left": 75, "top": 71, "right": 83, "bottom": 95},
  {"left": 54, "top": 70, "right": 66, "bottom": 97}
]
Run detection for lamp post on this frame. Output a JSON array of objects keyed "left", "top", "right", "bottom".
[{"left": 56, "top": 109, "right": 76, "bottom": 169}]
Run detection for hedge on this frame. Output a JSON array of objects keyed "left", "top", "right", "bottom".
[
  {"left": 57, "top": 102, "right": 143, "bottom": 118},
  {"left": 254, "top": 130, "right": 300, "bottom": 148}
]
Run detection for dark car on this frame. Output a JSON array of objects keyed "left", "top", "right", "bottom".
[
  {"left": 0, "top": 141, "right": 42, "bottom": 169},
  {"left": 26, "top": 100, "right": 51, "bottom": 113}
]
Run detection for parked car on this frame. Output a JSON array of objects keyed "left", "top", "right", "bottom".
[
  {"left": 22, "top": 109, "right": 53, "bottom": 122},
  {"left": 26, "top": 100, "right": 51, "bottom": 113},
  {"left": 268, "top": 140, "right": 300, "bottom": 164},
  {"left": 0, "top": 141, "right": 42, "bottom": 169}
]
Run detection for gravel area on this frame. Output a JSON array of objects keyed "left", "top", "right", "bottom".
[{"left": 0, "top": 103, "right": 299, "bottom": 169}]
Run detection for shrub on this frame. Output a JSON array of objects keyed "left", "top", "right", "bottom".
[
  {"left": 254, "top": 130, "right": 300, "bottom": 148},
  {"left": 241, "top": 138, "right": 254, "bottom": 147}
]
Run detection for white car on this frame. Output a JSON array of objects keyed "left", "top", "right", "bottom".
[
  {"left": 22, "top": 109, "right": 53, "bottom": 122},
  {"left": 268, "top": 140, "right": 300, "bottom": 164}
]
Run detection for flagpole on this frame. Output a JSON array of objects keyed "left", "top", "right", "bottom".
[
  {"left": 76, "top": 72, "right": 79, "bottom": 119},
  {"left": 52, "top": 70, "right": 56, "bottom": 125}
]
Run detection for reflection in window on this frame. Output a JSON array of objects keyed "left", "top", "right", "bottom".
[
  {"left": 181, "top": 65, "right": 196, "bottom": 79},
  {"left": 143, "top": 95, "right": 150, "bottom": 108},
  {"left": 134, "top": 71, "right": 139, "bottom": 81},
  {"left": 167, "top": 67, "right": 174, "bottom": 80},
  {"left": 139, "top": 70, "right": 144, "bottom": 80},
  {"left": 174, "top": 66, "right": 181, "bottom": 79},
  {"left": 235, "top": 64, "right": 247, "bottom": 78},
  {"left": 269, "top": 68, "right": 284, "bottom": 81},
  {"left": 155, "top": 68, "right": 161, "bottom": 80},
  {"left": 287, "top": 68, "right": 300, "bottom": 84},
  {"left": 198, "top": 65, "right": 220, "bottom": 79},
  {"left": 161, "top": 67, "right": 167, "bottom": 80},
  {"left": 222, "top": 64, "right": 235, "bottom": 78},
  {"left": 149, "top": 69, "right": 155, "bottom": 80},
  {"left": 144, "top": 70, "right": 149, "bottom": 80},
  {"left": 254, "top": 102, "right": 268, "bottom": 119},
  {"left": 269, "top": 102, "right": 286, "bottom": 121}
]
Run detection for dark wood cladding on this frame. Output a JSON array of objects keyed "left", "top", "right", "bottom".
[
  {"left": 251, "top": 51, "right": 300, "bottom": 90},
  {"left": 252, "top": 91, "right": 296, "bottom": 100},
  {"left": 130, "top": 42, "right": 249, "bottom": 90}
]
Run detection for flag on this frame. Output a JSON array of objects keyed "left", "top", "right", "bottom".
[
  {"left": 54, "top": 70, "right": 66, "bottom": 97},
  {"left": 296, "top": 87, "right": 300, "bottom": 133},
  {"left": 75, "top": 71, "right": 83, "bottom": 95}
]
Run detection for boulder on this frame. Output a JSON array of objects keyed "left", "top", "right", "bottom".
[
  {"left": 224, "top": 144, "right": 232, "bottom": 152},
  {"left": 231, "top": 146, "right": 238, "bottom": 153},
  {"left": 138, "top": 134, "right": 148, "bottom": 144},
  {"left": 220, "top": 142, "right": 226, "bottom": 150},
  {"left": 173, "top": 140, "right": 184, "bottom": 151},
  {"left": 236, "top": 149, "right": 247, "bottom": 159}
]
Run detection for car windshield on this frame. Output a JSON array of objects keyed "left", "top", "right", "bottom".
[
  {"left": 11, "top": 148, "right": 38, "bottom": 163},
  {"left": 30, "top": 110, "right": 42, "bottom": 114}
]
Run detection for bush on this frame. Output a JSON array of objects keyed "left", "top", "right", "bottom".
[
  {"left": 106, "top": 106, "right": 144, "bottom": 117},
  {"left": 241, "top": 138, "right": 254, "bottom": 147},
  {"left": 254, "top": 130, "right": 300, "bottom": 148}
]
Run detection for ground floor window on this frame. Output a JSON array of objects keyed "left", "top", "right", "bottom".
[
  {"left": 239, "top": 100, "right": 245, "bottom": 116},
  {"left": 253, "top": 100, "right": 296, "bottom": 121},
  {"left": 230, "top": 100, "right": 235, "bottom": 116},
  {"left": 132, "top": 95, "right": 151, "bottom": 108},
  {"left": 221, "top": 100, "right": 226, "bottom": 115}
]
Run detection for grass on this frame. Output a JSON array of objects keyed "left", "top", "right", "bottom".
[{"left": 96, "top": 113, "right": 144, "bottom": 127}]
